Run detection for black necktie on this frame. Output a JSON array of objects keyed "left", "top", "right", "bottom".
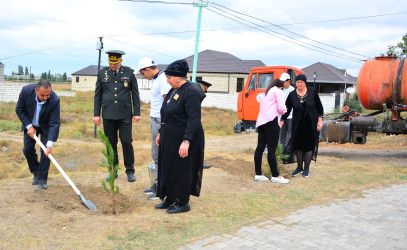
[{"left": 113, "top": 71, "right": 117, "bottom": 77}]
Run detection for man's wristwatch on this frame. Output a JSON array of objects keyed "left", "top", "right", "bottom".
[{"left": 183, "top": 140, "right": 189, "bottom": 144}]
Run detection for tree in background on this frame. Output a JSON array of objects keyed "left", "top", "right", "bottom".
[
  {"left": 25, "top": 67, "right": 29, "bottom": 75},
  {"left": 41, "top": 72, "right": 47, "bottom": 79},
  {"left": 47, "top": 70, "right": 51, "bottom": 79},
  {"left": 18, "top": 65, "right": 23, "bottom": 75},
  {"left": 63, "top": 72, "right": 67, "bottom": 81},
  {"left": 385, "top": 33, "right": 407, "bottom": 58}
]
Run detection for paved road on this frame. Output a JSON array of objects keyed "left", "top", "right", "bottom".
[{"left": 182, "top": 184, "right": 407, "bottom": 249}]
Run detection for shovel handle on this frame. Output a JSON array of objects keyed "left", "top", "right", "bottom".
[{"left": 33, "top": 134, "right": 81, "bottom": 196}]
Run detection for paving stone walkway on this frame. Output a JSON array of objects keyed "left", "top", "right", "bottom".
[{"left": 182, "top": 184, "right": 407, "bottom": 249}]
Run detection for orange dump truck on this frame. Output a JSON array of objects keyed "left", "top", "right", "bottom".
[
  {"left": 234, "top": 66, "right": 304, "bottom": 133},
  {"left": 320, "top": 56, "right": 407, "bottom": 144}
]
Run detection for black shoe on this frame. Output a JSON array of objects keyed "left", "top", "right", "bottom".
[
  {"left": 154, "top": 200, "right": 174, "bottom": 209},
  {"left": 282, "top": 158, "right": 295, "bottom": 164},
  {"left": 38, "top": 183, "right": 48, "bottom": 189},
  {"left": 127, "top": 173, "right": 136, "bottom": 182},
  {"left": 203, "top": 164, "right": 212, "bottom": 169},
  {"left": 302, "top": 169, "right": 309, "bottom": 178},
  {"left": 32, "top": 176, "right": 38, "bottom": 185},
  {"left": 144, "top": 184, "right": 156, "bottom": 194},
  {"left": 147, "top": 192, "right": 159, "bottom": 200},
  {"left": 106, "top": 173, "right": 118, "bottom": 181},
  {"left": 167, "top": 203, "right": 191, "bottom": 214},
  {"left": 292, "top": 167, "right": 303, "bottom": 177}
]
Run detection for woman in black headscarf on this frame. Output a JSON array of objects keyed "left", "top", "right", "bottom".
[
  {"left": 281, "top": 74, "right": 323, "bottom": 178},
  {"left": 154, "top": 59, "right": 204, "bottom": 214}
]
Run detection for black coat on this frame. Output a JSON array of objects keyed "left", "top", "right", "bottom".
[
  {"left": 15, "top": 84, "right": 61, "bottom": 142},
  {"left": 281, "top": 87, "right": 323, "bottom": 152},
  {"left": 157, "top": 81, "right": 204, "bottom": 203},
  {"left": 94, "top": 65, "right": 140, "bottom": 120},
  {"left": 191, "top": 81, "right": 206, "bottom": 102}
]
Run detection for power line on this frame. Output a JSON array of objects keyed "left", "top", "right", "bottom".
[
  {"left": 278, "top": 11, "right": 407, "bottom": 26},
  {"left": 108, "top": 11, "right": 407, "bottom": 37},
  {"left": 119, "top": 0, "right": 192, "bottom": 5},
  {"left": 1, "top": 2, "right": 403, "bottom": 62},
  {"left": 104, "top": 37, "right": 176, "bottom": 58},
  {"left": 206, "top": 7, "right": 363, "bottom": 63},
  {"left": 211, "top": 2, "right": 369, "bottom": 59},
  {"left": 0, "top": 37, "right": 96, "bottom": 61}
]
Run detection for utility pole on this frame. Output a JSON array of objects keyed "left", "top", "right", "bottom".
[
  {"left": 95, "top": 37, "right": 104, "bottom": 138},
  {"left": 191, "top": 0, "right": 208, "bottom": 82}
]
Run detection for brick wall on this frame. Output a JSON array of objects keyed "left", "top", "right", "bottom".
[
  {"left": 139, "top": 89, "right": 239, "bottom": 111},
  {"left": 1, "top": 83, "right": 344, "bottom": 114}
]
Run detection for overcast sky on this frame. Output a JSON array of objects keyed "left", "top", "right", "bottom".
[{"left": 0, "top": 0, "right": 406, "bottom": 78}]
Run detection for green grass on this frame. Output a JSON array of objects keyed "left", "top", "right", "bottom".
[
  {"left": 1, "top": 89, "right": 240, "bottom": 139},
  {"left": 2, "top": 83, "right": 407, "bottom": 249}
]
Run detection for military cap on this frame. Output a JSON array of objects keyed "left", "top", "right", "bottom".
[
  {"left": 197, "top": 80, "right": 212, "bottom": 88},
  {"left": 106, "top": 50, "right": 125, "bottom": 64}
]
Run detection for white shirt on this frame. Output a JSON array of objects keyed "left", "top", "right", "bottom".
[
  {"left": 282, "top": 85, "right": 295, "bottom": 119},
  {"left": 26, "top": 95, "right": 54, "bottom": 148},
  {"left": 150, "top": 70, "right": 171, "bottom": 118}
]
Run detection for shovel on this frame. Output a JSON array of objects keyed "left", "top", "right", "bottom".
[{"left": 33, "top": 134, "right": 97, "bottom": 211}]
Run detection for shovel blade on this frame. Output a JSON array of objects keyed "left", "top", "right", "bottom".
[{"left": 79, "top": 194, "right": 97, "bottom": 211}]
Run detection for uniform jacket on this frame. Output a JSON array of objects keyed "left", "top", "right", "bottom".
[
  {"left": 15, "top": 84, "right": 61, "bottom": 142},
  {"left": 94, "top": 65, "right": 140, "bottom": 120},
  {"left": 191, "top": 81, "right": 206, "bottom": 102}
]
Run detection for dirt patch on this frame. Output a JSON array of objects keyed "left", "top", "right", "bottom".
[
  {"left": 0, "top": 132, "right": 406, "bottom": 248},
  {"left": 34, "top": 185, "right": 134, "bottom": 214}
]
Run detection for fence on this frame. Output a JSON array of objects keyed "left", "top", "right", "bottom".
[
  {"left": 1, "top": 82, "right": 345, "bottom": 114},
  {"left": 0, "top": 82, "right": 75, "bottom": 103}
]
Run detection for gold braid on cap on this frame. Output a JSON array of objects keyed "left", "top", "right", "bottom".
[{"left": 108, "top": 55, "right": 121, "bottom": 64}]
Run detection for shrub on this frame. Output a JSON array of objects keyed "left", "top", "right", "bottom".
[{"left": 344, "top": 93, "right": 363, "bottom": 113}]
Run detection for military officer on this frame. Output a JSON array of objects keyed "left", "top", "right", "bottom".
[
  {"left": 93, "top": 50, "right": 141, "bottom": 182},
  {"left": 193, "top": 80, "right": 213, "bottom": 169}
]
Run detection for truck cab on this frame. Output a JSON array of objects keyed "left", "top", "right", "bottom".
[{"left": 234, "top": 66, "right": 304, "bottom": 133}]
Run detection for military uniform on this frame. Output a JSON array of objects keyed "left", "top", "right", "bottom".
[{"left": 94, "top": 55, "right": 140, "bottom": 177}]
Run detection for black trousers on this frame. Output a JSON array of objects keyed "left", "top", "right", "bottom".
[
  {"left": 254, "top": 118, "right": 280, "bottom": 177},
  {"left": 103, "top": 118, "right": 135, "bottom": 174},
  {"left": 23, "top": 127, "right": 50, "bottom": 184}
]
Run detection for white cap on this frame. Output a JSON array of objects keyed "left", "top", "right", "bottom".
[
  {"left": 136, "top": 57, "right": 157, "bottom": 72},
  {"left": 280, "top": 73, "right": 290, "bottom": 81}
]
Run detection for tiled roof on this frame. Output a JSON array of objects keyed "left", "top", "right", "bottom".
[
  {"left": 72, "top": 49, "right": 265, "bottom": 76},
  {"left": 184, "top": 49, "right": 265, "bottom": 73},
  {"left": 72, "top": 65, "right": 105, "bottom": 76},
  {"left": 302, "top": 62, "right": 357, "bottom": 84}
]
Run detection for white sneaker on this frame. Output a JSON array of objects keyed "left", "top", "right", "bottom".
[
  {"left": 271, "top": 176, "right": 289, "bottom": 184},
  {"left": 254, "top": 175, "right": 269, "bottom": 181}
]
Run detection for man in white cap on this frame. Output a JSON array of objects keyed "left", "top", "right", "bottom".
[
  {"left": 279, "top": 73, "right": 294, "bottom": 163},
  {"left": 137, "top": 57, "right": 171, "bottom": 200}
]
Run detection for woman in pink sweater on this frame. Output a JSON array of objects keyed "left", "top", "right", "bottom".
[{"left": 254, "top": 78, "right": 289, "bottom": 184}]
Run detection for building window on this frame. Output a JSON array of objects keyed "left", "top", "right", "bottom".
[
  {"left": 236, "top": 78, "right": 244, "bottom": 92},
  {"left": 76, "top": 76, "right": 79, "bottom": 83},
  {"left": 189, "top": 76, "right": 202, "bottom": 82}
]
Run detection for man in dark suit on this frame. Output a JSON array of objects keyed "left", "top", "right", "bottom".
[
  {"left": 94, "top": 50, "right": 141, "bottom": 182},
  {"left": 15, "top": 80, "right": 61, "bottom": 189}
]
